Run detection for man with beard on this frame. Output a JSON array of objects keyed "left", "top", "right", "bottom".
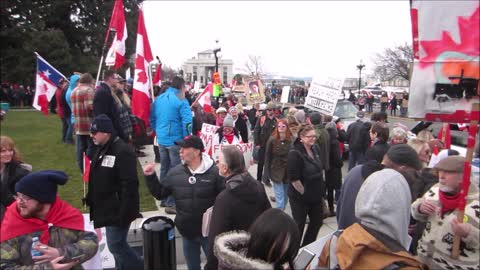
[
  {"left": 86, "top": 114, "right": 143, "bottom": 270},
  {"left": 0, "top": 171, "right": 98, "bottom": 269}
]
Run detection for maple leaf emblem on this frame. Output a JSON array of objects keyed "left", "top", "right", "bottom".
[
  {"left": 419, "top": 7, "right": 479, "bottom": 69},
  {"left": 135, "top": 54, "right": 148, "bottom": 84}
]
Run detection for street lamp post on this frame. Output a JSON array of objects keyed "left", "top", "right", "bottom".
[
  {"left": 356, "top": 60, "right": 365, "bottom": 91},
  {"left": 213, "top": 40, "right": 221, "bottom": 73}
]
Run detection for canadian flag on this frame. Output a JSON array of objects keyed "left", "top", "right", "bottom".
[
  {"left": 105, "top": 0, "right": 127, "bottom": 70},
  {"left": 131, "top": 4, "right": 153, "bottom": 127},
  {"left": 194, "top": 83, "right": 213, "bottom": 113}
]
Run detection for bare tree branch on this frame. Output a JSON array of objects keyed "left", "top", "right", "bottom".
[
  {"left": 244, "top": 55, "right": 264, "bottom": 78},
  {"left": 373, "top": 44, "right": 413, "bottom": 82}
]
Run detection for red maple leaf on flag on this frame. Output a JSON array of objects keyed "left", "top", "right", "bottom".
[
  {"left": 419, "top": 7, "right": 479, "bottom": 69},
  {"left": 135, "top": 54, "right": 148, "bottom": 84}
]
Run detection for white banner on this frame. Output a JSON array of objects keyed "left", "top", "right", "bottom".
[
  {"left": 199, "top": 123, "right": 220, "bottom": 155},
  {"left": 304, "top": 77, "right": 344, "bottom": 116},
  {"left": 281, "top": 86, "right": 290, "bottom": 103},
  {"left": 81, "top": 214, "right": 115, "bottom": 269},
  {"left": 211, "top": 143, "right": 254, "bottom": 168}
]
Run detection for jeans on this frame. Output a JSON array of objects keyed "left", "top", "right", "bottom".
[
  {"left": 65, "top": 119, "right": 74, "bottom": 144},
  {"left": 348, "top": 150, "right": 366, "bottom": 171},
  {"left": 106, "top": 225, "right": 143, "bottom": 270},
  {"left": 289, "top": 198, "right": 323, "bottom": 247},
  {"left": 76, "top": 134, "right": 93, "bottom": 173},
  {"left": 159, "top": 144, "right": 181, "bottom": 207},
  {"left": 273, "top": 183, "right": 289, "bottom": 210},
  {"left": 60, "top": 117, "right": 69, "bottom": 143},
  {"left": 182, "top": 236, "right": 208, "bottom": 270}
]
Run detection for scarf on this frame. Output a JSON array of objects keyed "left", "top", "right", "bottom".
[
  {"left": 224, "top": 133, "right": 235, "bottom": 144},
  {"left": 0, "top": 196, "right": 84, "bottom": 244},
  {"left": 439, "top": 191, "right": 461, "bottom": 217}
]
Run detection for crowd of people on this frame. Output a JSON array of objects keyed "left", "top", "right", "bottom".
[
  {"left": 1, "top": 71, "right": 479, "bottom": 270},
  {"left": 348, "top": 89, "right": 410, "bottom": 117}
]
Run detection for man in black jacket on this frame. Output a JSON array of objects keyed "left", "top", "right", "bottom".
[
  {"left": 346, "top": 111, "right": 370, "bottom": 171},
  {"left": 143, "top": 136, "right": 224, "bottom": 270},
  {"left": 253, "top": 102, "right": 277, "bottom": 185},
  {"left": 205, "top": 146, "right": 271, "bottom": 270},
  {"left": 86, "top": 114, "right": 143, "bottom": 270},
  {"left": 93, "top": 70, "right": 128, "bottom": 141}
]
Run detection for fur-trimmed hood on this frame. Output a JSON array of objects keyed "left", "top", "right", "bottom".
[{"left": 214, "top": 231, "right": 274, "bottom": 270}]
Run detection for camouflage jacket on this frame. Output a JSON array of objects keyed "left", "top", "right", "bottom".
[{"left": 0, "top": 227, "right": 98, "bottom": 270}]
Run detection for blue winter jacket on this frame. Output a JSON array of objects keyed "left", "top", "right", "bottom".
[
  {"left": 65, "top": 75, "right": 80, "bottom": 124},
  {"left": 150, "top": 87, "right": 192, "bottom": 146}
]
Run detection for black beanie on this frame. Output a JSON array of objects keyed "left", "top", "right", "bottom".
[
  {"left": 309, "top": 112, "right": 322, "bottom": 125},
  {"left": 90, "top": 114, "right": 114, "bottom": 134},
  {"left": 15, "top": 170, "right": 68, "bottom": 203},
  {"left": 386, "top": 144, "right": 422, "bottom": 170}
]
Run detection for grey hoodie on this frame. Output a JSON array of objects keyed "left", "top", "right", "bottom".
[{"left": 355, "top": 168, "right": 412, "bottom": 250}]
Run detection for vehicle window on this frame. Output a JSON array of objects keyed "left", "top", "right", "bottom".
[{"left": 334, "top": 102, "right": 357, "bottom": 119}]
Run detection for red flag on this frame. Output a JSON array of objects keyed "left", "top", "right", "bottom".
[
  {"left": 131, "top": 4, "right": 154, "bottom": 127},
  {"left": 153, "top": 63, "right": 162, "bottom": 86},
  {"left": 105, "top": 0, "right": 127, "bottom": 70},
  {"left": 83, "top": 153, "right": 91, "bottom": 183},
  {"left": 194, "top": 83, "right": 213, "bottom": 113},
  {"left": 437, "top": 123, "right": 451, "bottom": 149}
]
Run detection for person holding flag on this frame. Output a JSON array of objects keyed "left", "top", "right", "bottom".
[{"left": 411, "top": 156, "right": 479, "bottom": 270}]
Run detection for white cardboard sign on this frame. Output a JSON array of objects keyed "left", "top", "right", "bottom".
[{"left": 304, "top": 77, "right": 344, "bottom": 116}]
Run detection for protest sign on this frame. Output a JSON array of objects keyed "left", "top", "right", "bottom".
[
  {"left": 281, "top": 86, "right": 290, "bottom": 103},
  {"left": 82, "top": 214, "right": 115, "bottom": 269},
  {"left": 199, "top": 123, "right": 220, "bottom": 155},
  {"left": 211, "top": 142, "right": 254, "bottom": 168},
  {"left": 409, "top": 1, "right": 479, "bottom": 118},
  {"left": 304, "top": 77, "right": 344, "bottom": 116},
  {"left": 245, "top": 80, "right": 266, "bottom": 104}
]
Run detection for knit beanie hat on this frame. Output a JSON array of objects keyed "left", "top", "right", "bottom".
[
  {"left": 15, "top": 170, "right": 68, "bottom": 203},
  {"left": 310, "top": 112, "right": 322, "bottom": 125},
  {"left": 223, "top": 114, "right": 234, "bottom": 127},
  {"left": 90, "top": 114, "right": 114, "bottom": 133},
  {"left": 386, "top": 144, "right": 422, "bottom": 170}
]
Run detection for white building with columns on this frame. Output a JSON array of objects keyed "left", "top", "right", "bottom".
[{"left": 182, "top": 50, "right": 234, "bottom": 86}]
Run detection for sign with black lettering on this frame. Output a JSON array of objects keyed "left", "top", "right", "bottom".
[{"left": 304, "top": 77, "right": 344, "bottom": 115}]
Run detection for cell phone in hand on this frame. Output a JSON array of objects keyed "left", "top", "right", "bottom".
[{"left": 293, "top": 248, "right": 315, "bottom": 270}]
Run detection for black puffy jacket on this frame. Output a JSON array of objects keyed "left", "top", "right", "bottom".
[
  {"left": 144, "top": 154, "right": 225, "bottom": 239},
  {"left": 87, "top": 136, "right": 140, "bottom": 228}
]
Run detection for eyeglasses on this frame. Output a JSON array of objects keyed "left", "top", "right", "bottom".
[
  {"left": 14, "top": 193, "right": 33, "bottom": 203},
  {"left": 278, "top": 125, "right": 287, "bottom": 128},
  {"left": 303, "top": 135, "right": 316, "bottom": 139},
  {"left": 267, "top": 109, "right": 273, "bottom": 112}
]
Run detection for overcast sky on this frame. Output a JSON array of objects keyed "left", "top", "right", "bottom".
[{"left": 143, "top": 1, "right": 413, "bottom": 78}]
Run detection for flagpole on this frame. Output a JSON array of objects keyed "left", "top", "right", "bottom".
[
  {"left": 148, "top": 64, "right": 155, "bottom": 103},
  {"left": 451, "top": 101, "right": 479, "bottom": 259}
]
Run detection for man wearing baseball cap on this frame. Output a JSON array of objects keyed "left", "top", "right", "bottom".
[
  {"left": 412, "top": 156, "right": 479, "bottom": 269},
  {"left": 143, "top": 135, "right": 224, "bottom": 270},
  {"left": 86, "top": 114, "right": 143, "bottom": 269},
  {"left": 1, "top": 171, "right": 98, "bottom": 269}
]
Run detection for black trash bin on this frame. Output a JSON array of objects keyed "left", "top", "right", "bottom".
[{"left": 142, "top": 216, "right": 176, "bottom": 270}]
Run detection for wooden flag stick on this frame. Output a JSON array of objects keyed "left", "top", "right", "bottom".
[{"left": 451, "top": 101, "right": 479, "bottom": 259}]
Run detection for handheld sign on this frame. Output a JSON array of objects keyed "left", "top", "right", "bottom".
[
  {"left": 304, "top": 77, "right": 344, "bottom": 116},
  {"left": 281, "top": 86, "right": 290, "bottom": 104}
]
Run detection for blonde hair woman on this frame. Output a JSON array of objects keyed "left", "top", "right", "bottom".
[{"left": 408, "top": 138, "right": 431, "bottom": 168}]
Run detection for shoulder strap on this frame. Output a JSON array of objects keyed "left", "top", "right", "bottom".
[{"left": 329, "top": 230, "right": 343, "bottom": 270}]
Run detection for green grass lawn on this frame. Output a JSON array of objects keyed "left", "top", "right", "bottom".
[{"left": 1, "top": 110, "right": 156, "bottom": 212}]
